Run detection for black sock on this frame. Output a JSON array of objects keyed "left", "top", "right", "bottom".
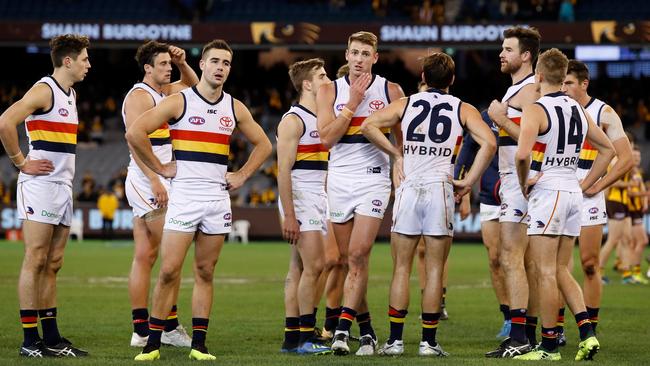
[
  {"left": 356, "top": 312, "right": 375, "bottom": 339},
  {"left": 388, "top": 306, "right": 407, "bottom": 343},
  {"left": 509, "top": 308, "right": 527, "bottom": 343},
  {"left": 132, "top": 308, "right": 149, "bottom": 337},
  {"left": 283, "top": 317, "right": 299, "bottom": 347},
  {"left": 324, "top": 307, "right": 341, "bottom": 332},
  {"left": 145, "top": 317, "right": 165, "bottom": 349},
  {"left": 20, "top": 309, "right": 40, "bottom": 347},
  {"left": 525, "top": 316, "right": 538, "bottom": 345},
  {"left": 500, "top": 304, "right": 510, "bottom": 321},
  {"left": 38, "top": 308, "right": 62, "bottom": 346},
  {"left": 575, "top": 311, "right": 594, "bottom": 341},
  {"left": 299, "top": 314, "right": 316, "bottom": 344},
  {"left": 164, "top": 305, "right": 179, "bottom": 332},
  {"left": 541, "top": 327, "right": 558, "bottom": 352},
  {"left": 336, "top": 307, "right": 356, "bottom": 333},
  {"left": 191, "top": 318, "right": 209, "bottom": 349},
  {"left": 421, "top": 312, "right": 440, "bottom": 346},
  {"left": 556, "top": 307, "right": 565, "bottom": 334},
  {"left": 586, "top": 307, "right": 599, "bottom": 334}
]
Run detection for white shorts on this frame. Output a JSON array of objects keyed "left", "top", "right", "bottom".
[
  {"left": 480, "top": 203, "right": 500, "bottom": 222},
  {"left": 527, "top": 188, "right": 582, "bottom": 236},
  {"left": 327, "top": 171, "right": 391, "bottom": 223},
  {"left": 499, "top": 173, "right": 529, "bottom": 224},
  {"left": 581, "top": 191, "right": 607, "bottom": 227},
  {"left": 164, "top": 194, "right": 232, "bottom": 235},
  {"left": 125, "top": 172, "right": 171, "bottom": 218},
  {"left": 279, "top": 190, "right": 328, "bottom": 234},
  {"left": 17, "top": 180, "right": 73, "bottom": 226},
  {"left": 391, "top": 181, "right": 454, "bottom": 236}
]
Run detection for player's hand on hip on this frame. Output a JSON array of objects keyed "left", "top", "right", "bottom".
[
  {"left": 347, "top": 72, "right": 372, "bottom": 109},
  {"left": 487, "top": 100, "right": 508, "bottom": 125},
  {"left": 452, "top": 178, "right": 472, "bottom": 202},
  {"left": 225, "top": 171, "right": 247, "bottom": 191},
  {"left": 169, "top": 46, "right": 186, "bottom": 64},
  {"left": 522, "top": 172, "right": 542, "bottom": 199},
  {"left": 20, "top": 158, "right": 54, "bottom": 175},
  {"left": 159, "top": 161, "right": 177, "bottom": 179},
  {"left": 282, "top": 217, "right": 301, "bottom": 245},
  {"left": 150, "top": 178, "right": 169, "bottom": 208}
]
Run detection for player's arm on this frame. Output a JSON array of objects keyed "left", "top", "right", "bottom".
[
  {"left": 361, "top": 97, "right": 407, "bottom": 182},
  {"left": 0, "top": 83, "right": 54, "bottom": 175},
  {"left": 126, "top": 93, "right": 184, "bottom": 178},
  {"left": 123, "top": 89, "right": 169, "bottom": 207},
  {"left": 387, "top": 81, "right": 406, "bottom": 153},
  {"left": 276, "top": 114, "right": 303, "bottom": 245},
  {"left": 163, "top": 46, "right": 199, "bottom": 95},
  {"left": 584, "top": 105, "right": 633, "bottom": 195},
  {"left": 515, "top": 104, "right": 544, "bottom": 196},
  {"left": 580, "top": 111, "right": 616, "bottom": 193},
  {"left": 455, "top": 102, "right": 497, "bottom": 198},
  {"left": 228, "top": 99, "right": 273, "bottom": 190},
  {"left": 316, "top": 73, "right": 372, "bottom": 148},
  {"left": 488, "top": 84, "right": 538, "bottom": 141}
]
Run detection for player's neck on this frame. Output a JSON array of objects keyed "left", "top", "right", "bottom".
[
  {"left": 196, "top": 81, "right": 223, "bottom": 102},
  {"left": 510, "top": 65, "right": 533, "bottom": 85},
  {"left": 142, "top": 75, "right": 164, "bottom": 94},
  {"left": 540, "top": 83, "right": 561, "bottom": 96},
  {"left": 577, "top": 93, "right": 592, "bottom": 107},
  {"left": 51, "top": 69, "right": 74, "bottom": 93},
  {"left": 298, "top": 94, "right": 317, "bottom": 114}
]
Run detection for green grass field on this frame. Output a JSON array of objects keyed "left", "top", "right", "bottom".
[{"left": 0, "top": 239, "right": 648, "bottom": 365}]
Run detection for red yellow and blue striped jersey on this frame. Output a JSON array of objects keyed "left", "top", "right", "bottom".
[
  {"left": 400, "top": 88, "right": 464, "bottom": 183},
  {"left": 168, "top": 86, "right": 234, "bottom": 201},
  {"left": 498, "top": 73, "right": 535, "bottom": 174},
  {"left": 19, "top": 76, "right": 78, "bottom": 186},
  {"left": 122, "top": 82, "right": 173, "bottom": 179},
  {"left": 529, "top": 92, "right": 588, "bottom": 193},
  {"left": 575, "top": 97, "right": 606, "bottom": 180},
  {"left": 281, "top": 104, "right": 328, "bottom": 191},
  {"left": 329, "top": 74, "right": 390, "bottom": 176}
]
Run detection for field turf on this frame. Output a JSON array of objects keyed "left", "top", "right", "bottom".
[{"left": 0, "top": 239, "right": 647, "bottom": 365}]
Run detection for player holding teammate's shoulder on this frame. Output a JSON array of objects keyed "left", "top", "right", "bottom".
[{"left": 0, "top": 34, "right": 90, "bottom": 358}]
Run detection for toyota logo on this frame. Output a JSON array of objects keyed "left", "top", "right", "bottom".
[
  {"left": 220, "top": 116, "right": 233, "bottom": 128},
  {"left": 369, "top": 100, "right": 385, "bottom": 110}
]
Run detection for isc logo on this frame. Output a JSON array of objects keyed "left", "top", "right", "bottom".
[{"left": 207, "top": 109, "right": 218, "bottom": 114}]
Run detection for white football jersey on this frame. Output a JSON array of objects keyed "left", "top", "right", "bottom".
[
  {"left": 498, "top": 73, "right": 536, "bottom": 174},
  {"left": 529, "top": 92, "right": 588, "bottom": 192},
  {"left": 400, "top": 88, "right": 464, "bottom": 183},
  {"left": 575, "top": 97, "right": 606, "bottom": 180}
]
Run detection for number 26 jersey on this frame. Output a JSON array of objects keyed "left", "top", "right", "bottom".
[{"left": 400, "top": 88, "right": 464, "bottom": 183}]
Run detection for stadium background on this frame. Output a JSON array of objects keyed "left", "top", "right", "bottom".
[{"left": 0, "top": 0, "right": 649, "bottom": 240}]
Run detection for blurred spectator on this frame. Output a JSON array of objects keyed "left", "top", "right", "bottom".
[
  {"left": 0, "top": 180, "right": 10, "bottom": 206},
  {"left": 500, "top": 0, "right": 519, "bottom": 20},
  {"left": 418, "top": 0, "right": 434, "bottom": 23},
  {"left": 558, "top": 0, "right": 575, "bottom": 22},
  {"left": 97, "top": 187, "right": 119, "bottom": 240},
  {"left": 90, "top": 116, "right": 105, "bottom": 145},
  {"left": 77, "top": 179, "right": 99, "bottom": 203}
]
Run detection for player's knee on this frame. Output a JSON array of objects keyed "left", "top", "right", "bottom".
[
  {"left": 46, "top": 255, "right": 64, "bottom": 275},
  {"left": 134, "top": 249, "right": 158, "bottom": 268},
  {"left": 348, "top": 249, "right": 369, "bottom": 269},
  {"left": 24, "top": 251, "right": 48, "bottom": 273},
  {"left": 323, "top": 256, "right": 338, "bottom": 271},
  {"left": 159, "top": 266, "right": 181, "bottom": 285},
  {"left": 581, "top": 256, "right": 599, "bottom": 278},
  {"left": 488, "top": 255, "right": 501, "bottom": 271},
  {"left": 195, "top": 262, "right": 216, "bottom": 283}
]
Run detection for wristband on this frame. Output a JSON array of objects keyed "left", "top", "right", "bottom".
[
  {"left": 14, "top": 158, "right": 27, "bottom": 169},
  {"left": 9, "top": 151, "right": 22, "bottom": 159}
]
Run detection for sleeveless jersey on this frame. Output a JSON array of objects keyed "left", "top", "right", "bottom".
[
  {"left": 281, "top": 104, "right": 328, "bottom": 192},
  {"left": 575, "top": 97, "right": 606, "bottom": 180},
  {"left": 498, "top": 73, "right": 535, "bottom": 173},
  {"left": 529, "top": 92, "right": 588, "bottom": 192},
  {"left": 122, "top": 82, "right": 172, "bottom": 178},
  {"left": 330, "top": 74, "right": 391, "bottom": 175},
  {"left": 400, "top": 88, "right": 464, "bottom": 183},
  {"left": 168, "top": 86, "right": 235, "bottom": 201},
  {"left": 607, "top": 170, "right": 630, "bottom": 204},
  {"left": 19, "top": 76, "right": 78, "bottom": 186},
  {"left": 628, "top": 169, "right": 644, "bottom": 211}
]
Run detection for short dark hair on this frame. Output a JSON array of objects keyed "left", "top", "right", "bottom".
[
  {"left": 134, "top": 40, "right": 169, "bottom": 73},
  {"left": 537, "top": 48, "right": 569, "bottom": 85},
  {"left": 202, "top": 39, "right": 233, "bottom": 59},
  {"left": 503, "top": 26, "right": 541, "bottom": 64},
  {"left": 567, "top": 59, "right": 590, "bottom": 82},
  {"left": 50, "top": 34, "right": 90, "bottom": 68},
  {"left": 288, "top": 58, "right": 325, "bottom": 96},
  {"left": 422, "top": 52, "right": 455, "bottom": 89}
]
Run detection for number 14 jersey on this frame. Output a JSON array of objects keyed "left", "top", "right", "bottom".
[
  {"left": 530, "top": 91, "right": 589, "bottom": 192},
  {"left": 400, "top": 88, "right": 464, "bottom": 183}
]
